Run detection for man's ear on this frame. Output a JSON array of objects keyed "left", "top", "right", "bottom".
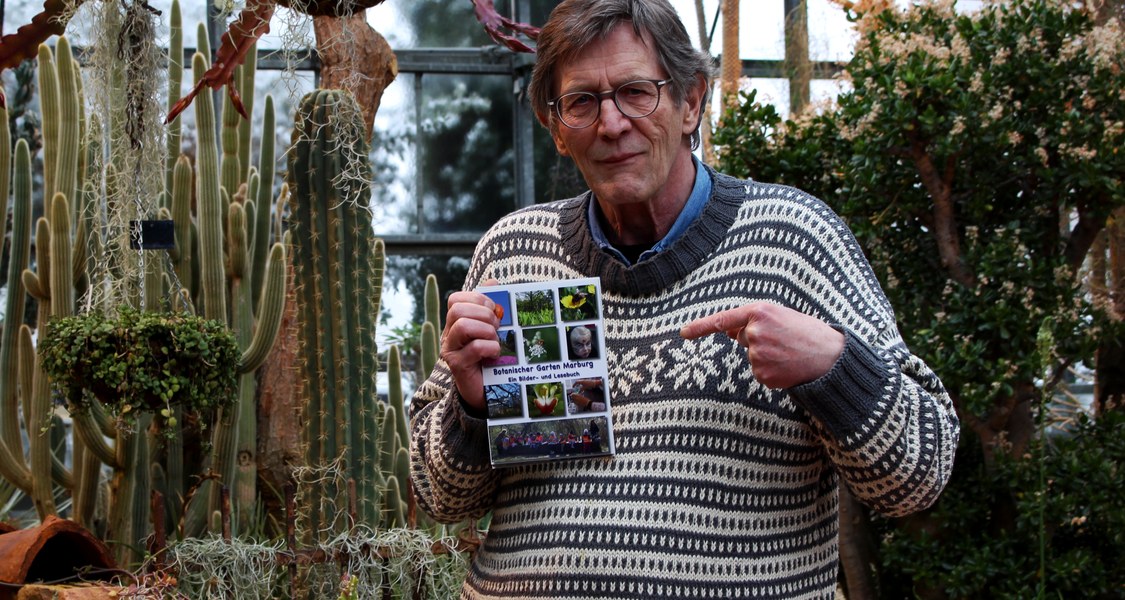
[
  {"left": 681, "top": 75, "right": 708, "bottom": 136},
  {"left": 551, "top": 124, "right": 572, "bottom": 157}
]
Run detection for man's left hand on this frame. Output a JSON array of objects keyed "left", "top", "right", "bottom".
[{"left": 680, "top": 303, "right": 845, "bottom": 389}]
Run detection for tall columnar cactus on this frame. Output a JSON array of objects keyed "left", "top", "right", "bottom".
[
  {"left": 179, "top": 22, "right": 289, "bottom": 539},
  {"left": 26, "top": 41, "right": 104, "bottom": 527},
  {"left": 0, "top": 127, "right": 33, "bottom": 497},
  {"left": 289, "top": 89, "right": 385, "bottom": 534},
  {"left": 422, "top": 274, "right": 441, "bottom": 380},
  {"left": 163, "top": 0, "right": 183, "bottom": 201}
]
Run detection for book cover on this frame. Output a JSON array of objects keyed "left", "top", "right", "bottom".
[{"left": 477, "top": 277, "right": 615, "bottom": 467}]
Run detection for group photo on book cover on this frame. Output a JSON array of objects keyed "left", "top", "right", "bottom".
[{"left": 477, "top": 277, "right": 615, "bottom": 467}]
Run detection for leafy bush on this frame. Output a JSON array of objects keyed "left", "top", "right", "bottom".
[
  {"left": 875, "top": 411, "right": 1125, "bottom": 598},
  {"left": 39, "top": 308, "right": 239, "bottom": 431}
]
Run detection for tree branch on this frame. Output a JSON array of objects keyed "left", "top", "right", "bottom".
[
  {"left": 908, "top": 132, "right": 976, "bottom": 287},
  {"left": 1066, "top": 197, "right": 1108, "bottom": 271}
]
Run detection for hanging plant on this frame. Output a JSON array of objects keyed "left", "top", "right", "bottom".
[{"left": 39, "top": 307, "right": 239, "bottom": 431}]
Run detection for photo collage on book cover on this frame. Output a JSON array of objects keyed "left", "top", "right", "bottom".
[{"left": 478, "top": 277, "right": 614, "bottom": 467}]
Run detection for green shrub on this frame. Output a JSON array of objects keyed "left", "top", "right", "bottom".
[{"left": 713, "top": 0, "right": 1125, "bottom": 597}]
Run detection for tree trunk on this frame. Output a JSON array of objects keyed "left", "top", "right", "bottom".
[
  {"left": 257, "top": 260, "right": 301, "bottom": 534},
  {"left": 1095, "top": 205, "right": 1125, "bottom": 414},
  {"left": 908, "top": 137, "right": 975, "bottom": 287},
  {"left": 694, "top": 0, "right": 715, "bottom": 163},
  {"left": 784, "top": 0, "right": 811, "bottom": 115},
  {"left": 720, "top": 0, "right": 740, "bottom": 114},
  {"left": 312, "top": 11, "right": 398, "bottom": 142},
  {"left": 1093, "top": 0, "right": 1125, "bottom": 25},
  {"left": 838, "top": 485, "right": 879, "bottom": 600}
]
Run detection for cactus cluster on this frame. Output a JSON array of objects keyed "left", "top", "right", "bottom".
[
  {"left": 0, "top": 1, "right": 287, "bottom": 565},
  {"left": 0, "top": 1, "right": 467, "bottom": 591}
]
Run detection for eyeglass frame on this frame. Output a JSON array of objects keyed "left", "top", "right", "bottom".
[{"left": 547, "top": 78, "right": 673, "bottom": 129}]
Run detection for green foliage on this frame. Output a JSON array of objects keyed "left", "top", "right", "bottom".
[
  {"left": 514, "top": 290, "right": 555, "bottom": 326},
  {"left": 380, "top": 322, "right": 423, "bottom": 370},
  {"left": 39, "top": 308, "right": 239, "bottom": 432},
  {"left": 716, "top": 0, "right": 1124, "bottom": 418},
  {"left": 713, "top": 0, "right": 1125, "bottom": 596},
  {"left": 876, "top": 413, "right": 1125, "bottom": 599}
]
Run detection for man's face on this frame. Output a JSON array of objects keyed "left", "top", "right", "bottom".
[{"left": 549, "top": 24, "right": 702, "bottom": 209}]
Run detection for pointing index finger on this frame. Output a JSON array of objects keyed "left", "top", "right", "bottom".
[{"left": 680, "top": 305, "right": 756, "bottom": 339}]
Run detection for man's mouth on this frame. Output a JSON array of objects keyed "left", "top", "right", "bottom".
[{"left": 598, "top": 152, "right": 639, "bottom": 165}]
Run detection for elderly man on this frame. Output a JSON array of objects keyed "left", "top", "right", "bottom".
[{"left": 409, "top": 0, "right": 959, "bottom": 597}]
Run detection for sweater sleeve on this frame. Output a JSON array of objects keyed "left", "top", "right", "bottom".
[
  {"left": 407, "top": 216, "right": 513, "bottom": 523},
  {"left": 788, "top": 325, "right": 960, "bottom": 518},
  {"left": 726, "top": 180, "right": 964, "bottom": 518},
  {"left": 408, "top": 362, "right": 501, "bottom": 523}
]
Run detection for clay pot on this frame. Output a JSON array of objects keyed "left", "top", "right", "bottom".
[
  {"left": 0, "top": 516, "right": 115, "bottom": 600},
  {"left": 276, "top": 0, "right": 385, "bottom": 17}
]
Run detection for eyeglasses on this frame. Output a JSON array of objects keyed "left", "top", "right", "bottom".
[{"left": 548, "top": 79, "right": 672, "bottom": 129}]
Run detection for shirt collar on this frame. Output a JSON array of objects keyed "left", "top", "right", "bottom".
[{"left": 587, "top": 156, "right": 712, "bottom": 265}]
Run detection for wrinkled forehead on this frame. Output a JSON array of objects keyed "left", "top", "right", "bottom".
[{"left": 552, "top": 22, "right": 656, "bottom": 91}]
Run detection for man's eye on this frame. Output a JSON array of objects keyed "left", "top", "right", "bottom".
[{"left": 566, "top": 94, "right": 594, "bottom": 108}]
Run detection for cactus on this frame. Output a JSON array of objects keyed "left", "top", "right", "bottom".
[
  {"left": 289, "top": 89, "right": 386, "bottom": 534},
  {"left": 163, "top": 0, "right": 183, "bottom": 200},
  {"left": 179, "top": 22, "right": 288, "bottom": 539},
  {"left": 409, "top": 274, "right": 438, "bottom": 387},
  {"left": 0, "top": 133, "right": 33, "bottom": 496}
]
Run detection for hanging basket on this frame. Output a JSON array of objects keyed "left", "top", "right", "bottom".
[{"left": 38, "top": 308, "right": 239, "bottom": 428}]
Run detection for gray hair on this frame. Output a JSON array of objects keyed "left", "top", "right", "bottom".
[{"left": 528, "top": 0, "right": 715, "bottom": 149}]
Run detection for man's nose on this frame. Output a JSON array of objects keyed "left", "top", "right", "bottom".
[{"left": 597, "top": 97, "right": 631, "bottom": 136}]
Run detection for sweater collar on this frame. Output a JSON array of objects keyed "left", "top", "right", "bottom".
[{"left": 558, "top": 165, "right": 747, "bottom": 296}]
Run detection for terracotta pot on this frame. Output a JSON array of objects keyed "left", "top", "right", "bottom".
[
  {"left": 0, "top": 516, "right": 114, "bottom": 600},
  {"left": 276, "top": 0, "right": 385, "bottom": 17}
]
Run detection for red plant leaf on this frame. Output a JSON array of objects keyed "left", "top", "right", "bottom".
[
  {"left": 0, "top": 0, "right": 81, "bottom": 72},
  {"left": 165, "top": 0, "right": 275, "bottom": 123},
  {"left": 471, "top": 0, "right": 539, "bottom": 53}
]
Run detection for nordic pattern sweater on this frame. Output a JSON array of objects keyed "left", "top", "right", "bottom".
[{"left": 409, "top": 168, "right": 960, "bottom": 599}]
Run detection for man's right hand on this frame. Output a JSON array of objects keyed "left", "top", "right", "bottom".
[{"left": 441, "top": 279, "right": 501, "bottom": 411}]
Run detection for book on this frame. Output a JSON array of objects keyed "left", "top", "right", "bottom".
[{"left": 477, "top": 277, "right": 615, "bottom": 467}]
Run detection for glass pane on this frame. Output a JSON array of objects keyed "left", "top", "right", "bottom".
[
  {"left": 810, "top": 77, "right": 849, "bottom": 107},
  {"left": 417, "top": 73, "right": 518, "bottom": 234},
  {"left": 533, "top": 125, "right": 587, "bottom": 204},
  {"left": 808, "top": 0, "right": 858, "bottom": 62},
  {"left": 738, "top": 2, "right": 786, "bottom": 60},
  {"left": 371, "top": 73, "right": 418, "bottom": 235},
  {"left": 379, "top": 253, "right": 473, "bottom": 356},
  {"left": 746, "top": 77, "right": 790, "bottom": 115}
]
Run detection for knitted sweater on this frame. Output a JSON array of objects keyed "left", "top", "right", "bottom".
[{"left": 409, "top": 168, "right": 960, "bottom": 599}]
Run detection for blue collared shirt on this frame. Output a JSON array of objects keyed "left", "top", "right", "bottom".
[{"left": 588, "top": 157, "right": 712, "bottom": 265}]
